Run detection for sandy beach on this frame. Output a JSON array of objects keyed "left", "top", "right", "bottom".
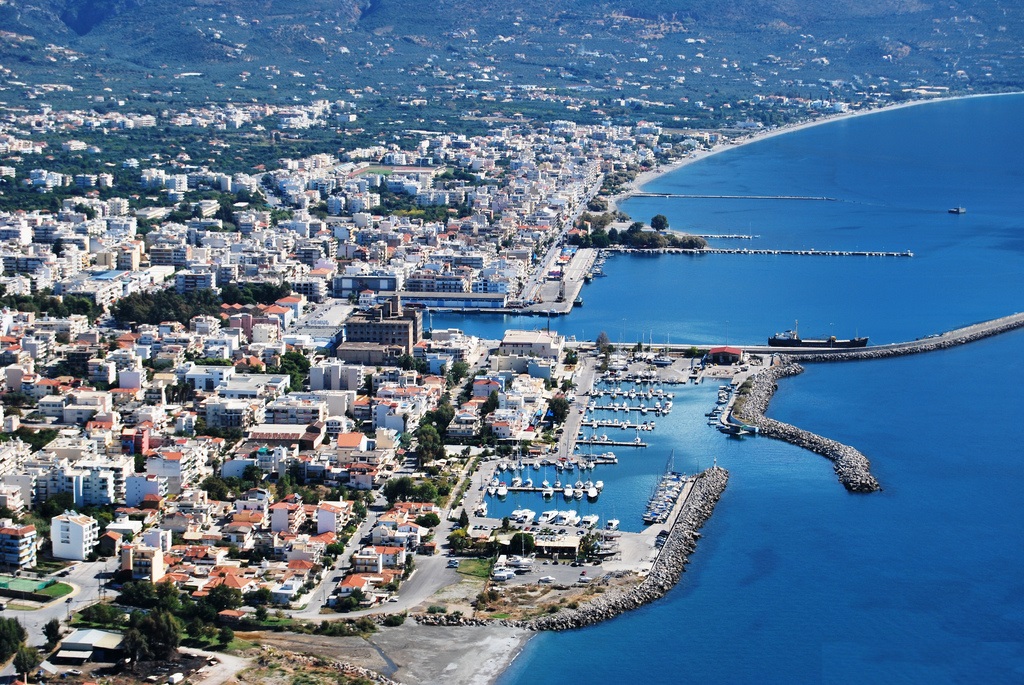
[
  {"left": 242, "top": 623, "right": 532, "bottom": 685},
  {"left": 610, "top": 94, "right": 1009, "bottom": 213}
]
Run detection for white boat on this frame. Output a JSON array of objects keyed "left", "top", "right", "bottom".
[
  {"left": 539, "top": 575, "right": 556, "bottom": 584},
  {"left": 573, "top": 489, "right": 584, "bottom": 500},
  {"left": 487, "top": 486, "right": 497, "bottom": 496},
  {"left": 492, "top": 568, "right": 516, "bottom": 582},
  {"left": 605, "top": 518, "right": 620, "bottom": 531},
  {"left": 523, "top": 478, "right": 533, "bottom": 488},
  {"left": 581, "top": 514, "right": 600, "bottom": 528},
  {"left": 595, "top": 480, "right": 604, "bottom": 491},
  {"left": 475, "top": 502, "right": 488, "bottom": 517},
  {"left": 542, "top": 487, "right": 554, "bottom": 498},
  {"left": 511, "top": 476, "right": 523, "bottom": 487},
  {"left": 563, "top": 486, "right": 574, "bottom": 499},
  {"left": 554, "top": 510, "right": 581, "bottom": 526},
  {"left": 496, "top": 484, "right": 508, "bottom": 498},
  {"left": 587, "top": 486, "right": 599, "bottom": 500},
  {"left": 508, "top": 554, "right": 535, "bottom": 569},
  {"left": 538, "top": 510, "right": 558, "bottom": 524},
  {"left": 489, "top": 477, "right": 500, "bottom": 487}
]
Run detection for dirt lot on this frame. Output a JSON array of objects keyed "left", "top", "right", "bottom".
[{"left": 235, "top": 623, "right": 530, "bottom": 685}]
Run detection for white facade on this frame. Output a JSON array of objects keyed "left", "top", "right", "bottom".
[
  {"left": 51, "top": 512, "right": 99, "bottom": 561},
  {"left": 125, "top": 474, "right": 169, "bottom": 507}
]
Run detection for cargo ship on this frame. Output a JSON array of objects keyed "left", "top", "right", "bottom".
[{"left": 768, "top": 321, "right": 868, "bottom": 348}]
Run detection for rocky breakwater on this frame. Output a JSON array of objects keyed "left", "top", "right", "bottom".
[
  {"left": 787, "top": 311, "right": 1024, "bottom": 363},
  {"left": 518, "top": 466, "right": 730, "bottom": 632},
  {"left": 734, "top": 364, "right": 880, "bottom": 493}
]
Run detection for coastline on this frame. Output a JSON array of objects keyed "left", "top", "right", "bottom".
[{"left": 610, "top": 92, "right": 1017, "bottom": 212}]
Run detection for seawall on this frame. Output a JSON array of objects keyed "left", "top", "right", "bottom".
[
  {"left": 515, "top": 465, "right": 730, "bottom": 631},
  {"left": 733, "top": 364, "right": 881, "bottom": 493},
  {"left": 785, "top": 312, "right": 1024, "bottom": 362}
]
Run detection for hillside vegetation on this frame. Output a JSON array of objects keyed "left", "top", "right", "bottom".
[{"left": 1, "top": 0, "right": 1023, "bottom": 119}]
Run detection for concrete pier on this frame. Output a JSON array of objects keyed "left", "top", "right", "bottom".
[
  {"left": 576, "top": 438, "right": 648, "bottom": 448},
  {"left": 608, "top": 246, "right": 913, "bottom": 258},
  {"left": 630, "top": 192, "right": 838, "bottom": 201}
]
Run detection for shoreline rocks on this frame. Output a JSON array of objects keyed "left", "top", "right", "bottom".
[
  {"left": 511, "top": 465, "right": 730, "bottom": 632},
  {"left": 734, "top": 363, "right": 880, "bottom": 493}
]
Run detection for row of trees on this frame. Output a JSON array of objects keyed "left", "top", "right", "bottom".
[
  {"left": 0, "top": 287, "right": 103, "bottom": 322},
  {"left": 570, "top": 213, "right": 708, "bottom": 251},
  {"left": 110, "top": 280, "right": 294, "bottom": 328},
  {"left": 111, "top": 288, "right": 222, "bottom": 327}
]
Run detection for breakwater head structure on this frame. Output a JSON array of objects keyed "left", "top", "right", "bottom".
[
  {"left": 519, "top": 465, "right": 730, "bottom": 631},
  {"left": 733, "top": 364, "right": 880, "bottom": 493},
  {"left": 728, "top": 312, "right": 1024, "bottom": 493}
]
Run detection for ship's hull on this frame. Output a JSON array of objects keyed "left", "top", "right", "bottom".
[{"left": 767, "top": 336, "right": 868, "bottom": 348}]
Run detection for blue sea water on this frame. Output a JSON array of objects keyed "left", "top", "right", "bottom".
[{"left": 449, "top": 95, "right": 1024, "bottom": 684}]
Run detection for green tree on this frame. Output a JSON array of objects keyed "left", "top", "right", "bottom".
[
  {"left": 155, "top": 580, "right": 183, "bottom": 613},
  {"left": 217, "top": 626, "right": 234, "bottom": 646},
  {"left": 481, "top": 390, "right": 500, "bottom": 416},
  {"left": 548, "top": 396, "right": 571, "bottom": 424},
  {"left": 121, "top": 627, "right": 150, "bottom": 668},
  {"left": 458, "top": 509, "right": 470, "bottom": 529},
  {"left": 447, "top": 528, "right": 470, "bottom": 552},
  {"left": 416, "top": 424, "right": 443, "bottom": 464},
  {"left": 414, "top": 512, "right": 441, "bottom": 528},
  {"left": 38, "top": 492, "right": 75, "bottom": 519},
  {"left": 200, "top": 475, "right": 230, "bottom": 501},
  {"left": 43, "top": 618, "right": 61, "bottom": 648},
  {"left": 651, "top": 214, "right": 669, "bottom": 231},
  {"left": 383, "top": 476, "right": 414, "bottom": 505},
  {"left": 138, "top": 610, "right": 180, "bottom": 660},
  {"left": 13, "top": 646, "right": 41, "bottom": 681},
  {"left": 203, "top": 584, "right": 243, "bottom": 612},
  {"left": 118, "top": 580, "right": 158, "bottom": 608},
  {"left": 0, "top": 617, "right": 26, "bottom": 662},
  {"left": 509, "top": 532, "right": 536, "bottom": 555},
  {"left": 448, "top": 361, "right": 470, "bottom": 385},
  {"left": 254, "top": 605, "right": 269, "bottom": 622}
]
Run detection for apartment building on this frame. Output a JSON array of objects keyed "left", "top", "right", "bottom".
[{"left": 51, "top": 511, "right": 99, "bottom": 561}]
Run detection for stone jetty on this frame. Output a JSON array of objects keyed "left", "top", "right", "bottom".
[
  {"left": 786, "top": 311, "right": 1024, "bottom": 362},
  {"left": 512, "top": 465, "right": 730, "bottom": 632},
  {"left": 733, "top": 364, "right": 880, "bottom": 493}
]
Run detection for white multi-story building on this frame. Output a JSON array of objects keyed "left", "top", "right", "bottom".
[
  {"left": 146, "top": 443, "right": 209, "bottom": 495},
  {"left": 125, "top": 474, "right": 169, "bottom": 507},
  {"left": 51, "top": 511, "right": 99, "bottom": 561},
  {"left": 264, "top": 396, "right": 327, "bottom": 425}
]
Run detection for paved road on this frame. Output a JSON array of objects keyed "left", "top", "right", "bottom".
[{"left": 4, "top": 558, "right": 118, "bottom": 646}]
